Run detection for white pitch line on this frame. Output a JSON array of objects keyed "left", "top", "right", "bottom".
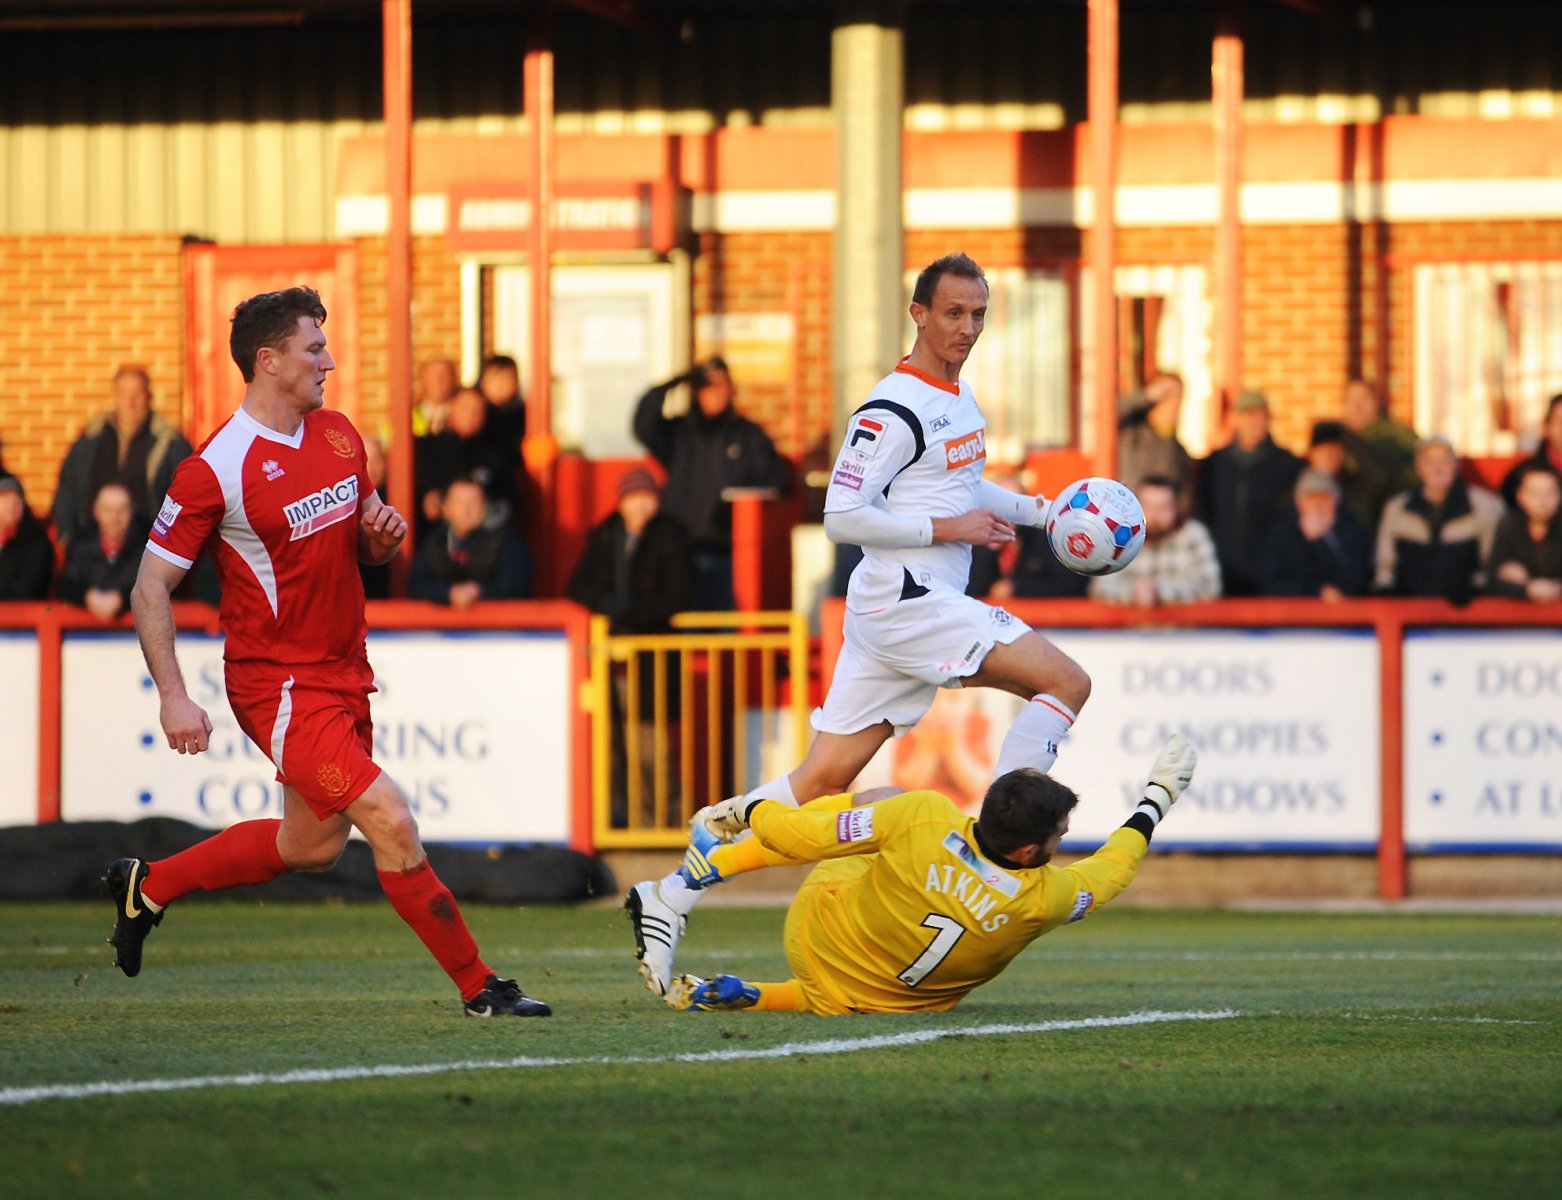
[
  {"left": 0, "top": 1008, "right": 1236, "bottom": 1108},
  {"left": 1338, "top": 1013, "right": 1542, "bottom": 1026}
]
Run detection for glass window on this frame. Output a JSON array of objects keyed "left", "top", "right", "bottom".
[{"left": 1413, "top": 260, "right": 1562, "bottom": 456}]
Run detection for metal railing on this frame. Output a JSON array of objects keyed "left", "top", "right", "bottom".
[{"left": 587, "top": 610, "right": 812, "bottom": 849}]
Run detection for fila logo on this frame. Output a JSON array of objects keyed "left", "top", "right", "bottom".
[
  {"left": 849, "top": 416, "right": 884, "bottom": 449},
  {"left": 930, "top": 415, "right": 951, "bottom": 432},
  {"left": 945, "top": 428, "right": 986, "bottom": 469},
  {"left": 284, "top": 474, "right": 360, "bottom": 541}
]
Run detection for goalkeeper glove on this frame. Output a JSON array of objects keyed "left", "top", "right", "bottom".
[
  {"left": 703, "top": 796, "right": 752, "bottom": 842},
  {"left": 1140, "top": 733, "right": 1198, "bottom": 821}
]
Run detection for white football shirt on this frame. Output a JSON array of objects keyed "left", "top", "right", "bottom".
[{"left": 823, "top": 359, "right": 989, "bottom": 612}]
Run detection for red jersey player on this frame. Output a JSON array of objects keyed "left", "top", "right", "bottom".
[{"left": 107, "top": 286, "right": 548, "bottom": 1017}]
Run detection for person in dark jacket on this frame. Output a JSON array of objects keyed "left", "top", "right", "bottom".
[
  {"left": 632, "top": 357, "right": 791, "bottom": 610},
  {"left": 1258, "top": 468, "right": 1373, "bottom": 600},
  {"left": 1198, "top": 389, "right": 1304, "bottom": 596},
  {"left": 1499, "top": 393, "right": 1562, "bottom": 510},
  {"left": 1373, "top": 437, "right": 1503, "bottom": 603},
  {"left": 1486, "top": 463, "right": 1562, "bottom": 603},
  {"left": 1117, "top": 372, "right": 1197, "bottom": 514},
  {"left": 52, "top": 365, "right": 191, "bottom": 551},
  {"left": 566, "top": 468, "right": 694, "bottom": 828},
  {"left": 414, "top": 388, "right": 522, "bottom": 532},
  {"left": 409, "top": 477, "right": 532, "bottom": 607},
  {"left": 57, "top": 481, "right": 146, "bottom": 620},
  {"left": 0, "top": 474, "right": 54, "bottom": 601}
]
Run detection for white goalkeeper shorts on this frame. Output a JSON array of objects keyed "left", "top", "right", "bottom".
[{"left": 812, "top": 585, "right": 1031, "bottom": 737}]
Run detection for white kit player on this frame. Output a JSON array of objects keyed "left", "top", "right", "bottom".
[{"left": 628, "top": 252, "right": 1094, "bottom": 996}]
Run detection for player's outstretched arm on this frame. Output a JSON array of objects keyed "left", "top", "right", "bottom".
[
  {"left": 130, "top": 551, "right": 212, "bottom": 756},
  {"left": 1046, "top": 735, "right": 1199, "bottom": 925},
  {"left": 976, "top": 478, "right": 1050, "bottom": 529},
  {"left": 359, "top": 490, "right": 409, "bottom": 565}
]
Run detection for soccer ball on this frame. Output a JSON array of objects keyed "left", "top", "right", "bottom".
[{"left": 1045, "top": 477, "right": 1146, "bottom": 576}]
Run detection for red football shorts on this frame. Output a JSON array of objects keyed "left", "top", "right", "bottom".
[{"left": 225, "top": 658, "right": 382, "bottom": 819}]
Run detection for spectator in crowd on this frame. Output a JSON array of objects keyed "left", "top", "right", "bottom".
[
  {"left": 1258, "top": 468, "right": 1373, "bottom": 601},
  {"left": 479, "top": 354, "right": 526, "bottom": 447},
  {"left": 566, "top": 467, "right": 694, "bottom": 828},
  {"left": 414, "top": 387, "right": 522, "bottom": 528},
  {"left": 1092, "top": 474, "right": 1221, "bottom": 607},
  {"left": 0, "top": 474, "right": 54, "bottom": 600},
  {"left": 52, "top": 365, "right": 192, "bottom": 551},
  {"left": 1374, "top": 436, "right": 1504, "bottom": 603},
  {"left": 1198, "top": 389, "right": 1303, "bottom": 596},
  {"left": 409, "top": 476, "right": 532, "bottom": 608},
  {"left": 1341, "top": 378, "right": 1419, "bottom": 532},
  {"left": 1500, "top": 393, "right": 1562, "bottom": 510},
  {"left": 1117, "top": 372, "right": 1196, "bottom": 514},
  {"left": 992, "top": 527, "right": 1091, "bottom": 599},
  {"left": 56, "top": 481, "right": 146, "bottom": 620},
  {"left": 1485, "top": 463, "right": 1562, "bottom": 603},
  {"left": 633, "top": 357, "right": 792, "bottom": 610},
  {"left": 360, "top": 436, "right": 392, "bottom": 600},
  {"left": 412, "top": 358, "right": 460, "bottom": 438}
]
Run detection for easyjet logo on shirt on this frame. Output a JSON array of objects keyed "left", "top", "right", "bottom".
[
  {"left": 284, "top": 475, "right": 359, "bottom": 541},
  {"left": 945, "top": 429, "right": 986, "bottom": 470}
]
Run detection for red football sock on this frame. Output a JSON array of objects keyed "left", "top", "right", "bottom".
[
  {"left": 377, "top": 860, "right": 493, "bottom": 1000},
  {"left": 142, "top": 818, "right": 288, "bottom": 907}
]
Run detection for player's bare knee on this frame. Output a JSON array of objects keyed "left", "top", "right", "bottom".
[
  {"left": 1058, "top": 662, "right": 1091, "bottom": 712},
  {"left": 284, "top": 837, "right": 347, "bottom": 873}
]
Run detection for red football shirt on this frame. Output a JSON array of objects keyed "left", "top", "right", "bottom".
[{"left": 146, "top": 406, "right": 372, "bottom": 666}]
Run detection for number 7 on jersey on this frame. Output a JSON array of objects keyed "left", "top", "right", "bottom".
[{"left": 898, "top": 913, "right": 968, "bottom": 987}]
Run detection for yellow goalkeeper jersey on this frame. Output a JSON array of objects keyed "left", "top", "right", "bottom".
[{"left": 751, "top": 789, "right": 1148, "bottom": 1014}]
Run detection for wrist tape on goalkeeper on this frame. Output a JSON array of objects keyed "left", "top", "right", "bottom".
[{"left": 1122, "top": 784, "right": 1174, "bottom": 841}]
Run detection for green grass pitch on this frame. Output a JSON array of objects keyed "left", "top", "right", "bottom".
[{"left": 3, "top": 899, "right": 1560, "bottom": 1200}]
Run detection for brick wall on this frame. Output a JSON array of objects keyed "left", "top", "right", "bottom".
[
  {"left": 0, "top": 234, "right": 186, "bottom": 516},
  {"left": 693, "top": 230, "right": 833, "bottom": 464},
  {"left": 352, "top": 235, "right": 465, "bottom": 445},
  {"left": 7, "top": 218, "right": 1562, "bottom": 525}
]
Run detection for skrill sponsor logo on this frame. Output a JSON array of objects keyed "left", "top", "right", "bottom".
[
  {"left": 832, "top": 459, "right": 866, "bottom": 492},
  {"left": 836, "top": 808, "right": 875, "bottom": 844},
  {"left": 152, "top": 495, "right": 182, "bottom": 537},
  {"left": 284, "top": 475, "right": 360, "bottom": 541},
  {"left": 944, "top": 428, "right": 986, "bottom": 469}
]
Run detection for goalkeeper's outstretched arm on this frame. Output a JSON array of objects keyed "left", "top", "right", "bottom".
[{"left": 1048, "top": 734, "right": 1199, "bottom": 923}]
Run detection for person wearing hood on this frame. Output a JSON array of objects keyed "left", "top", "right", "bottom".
[
  {"left": 1117, "top": 372, "right": 1196, "bottom": 514},
  {"left": 52, "top": 365, "right": 192, "bottom": 551},
  {"left": 632, "top": 357, "right": 791, "bottom": 610}
]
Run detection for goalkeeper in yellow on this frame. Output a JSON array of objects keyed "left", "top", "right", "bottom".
[{"left": 661, "top": 735, "right": 1196, "bottom": 1015}]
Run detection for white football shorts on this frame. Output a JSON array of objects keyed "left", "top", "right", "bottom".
[{"left": 812, "top": 586, "right": 1032, "bottom": 736}]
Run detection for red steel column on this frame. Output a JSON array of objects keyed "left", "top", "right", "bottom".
[
  {"left": 1212, "top": 0, "right": 1245, "bottom": 420},
  {"left": 382, "top": 0, "right": 414, "bottom": 594},
  {"left": 1088, "top": 0, "right": 1119, "bottom": 476},
  {"left": 1378, "top": 610, "right": 1408, "bottom": 899},
  {"left": 525, "top": 3, "right": 555, "bottom": 437}
]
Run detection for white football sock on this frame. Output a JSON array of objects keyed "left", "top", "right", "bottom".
[
  {"left": 656, "top": 774, "right": 800, "bottom": 915},
  {"left": 657, "top": 871, "right": 702, "bottom": 916},
  {"left": 746, "top": 773, "right": 799, "bottom": 806},
  {"left": 994, "top": 694, "right": 1077, "bottom": 777}
]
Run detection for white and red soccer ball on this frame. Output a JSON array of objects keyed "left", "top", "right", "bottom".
[{"left": 1045, "top": 477, "right": 1146, "bottom": 576}]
